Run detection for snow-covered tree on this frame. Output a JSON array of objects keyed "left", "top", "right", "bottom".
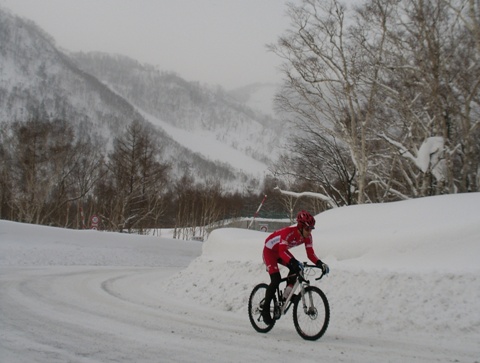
[{"left": 272, "top": 0, "right": 479, "bottom": 203}]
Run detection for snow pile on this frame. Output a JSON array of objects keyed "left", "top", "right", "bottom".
[
  {"left": 167, "top": 193, "right": 480, "bottom": 337},
  {"left": 0, "top": 222, "right": 201, "bottom": 267}
]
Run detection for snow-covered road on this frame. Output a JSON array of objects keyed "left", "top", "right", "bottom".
[{"left": 1, "top": 265, "right": 477, "bottom": 363}]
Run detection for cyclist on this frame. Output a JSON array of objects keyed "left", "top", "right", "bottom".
[{"left": 262, "top": 210, "right": 329, "bottom": 325}]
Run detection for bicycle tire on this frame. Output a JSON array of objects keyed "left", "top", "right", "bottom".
[
  {"left": 248, "top": 283, "right": 276, "bottom": 333},
  {"left": 292, "top": 286, "right": 330, "bottom": 340}
]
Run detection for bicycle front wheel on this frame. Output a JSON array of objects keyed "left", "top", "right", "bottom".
[
  {"left": 293, "top": 286, "right": 330, "bottom": 340},
  {"left": 248, "top": 283, "right": 275, "bottom": 333}
]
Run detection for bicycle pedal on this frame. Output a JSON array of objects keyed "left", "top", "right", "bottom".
[{"left": 273, "top": 306, "right": 281, "bottom": 319}]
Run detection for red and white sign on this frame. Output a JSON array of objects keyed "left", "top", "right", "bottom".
[{"left": 91, "top": 215, "right": 99, "bottom": 230}]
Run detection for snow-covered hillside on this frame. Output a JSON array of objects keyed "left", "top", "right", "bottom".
[
  {"left": 141, "top": 110, "right": 269, "bottom": 177},
  {"left": 1, "top": 193, "right": 479, "bottom": 362},
  {"left": 71, "top": 52, "right": 284, "bottom": 174},
  {"left": 0, "top": 7, "right": 283, "bottom": 187}
]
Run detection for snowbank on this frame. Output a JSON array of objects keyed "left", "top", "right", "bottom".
[
  {"left": 167, "top": 193, "right": 480, "bottom": 338},
  {"left": 1, "top": 193, "right": 479, "bottom": 345}
]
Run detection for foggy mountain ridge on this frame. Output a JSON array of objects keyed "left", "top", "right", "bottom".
[
  {"left": 0, "top": 7, "right": 283, "bottom": 190},
  {"left": 71, "top": 52, "right": 284, "bottom": 166}
]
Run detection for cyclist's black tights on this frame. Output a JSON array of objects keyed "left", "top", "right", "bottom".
[
  {"left": 264, "top": 272, "right": 281, "bottom": 316},
  {"left": 265, "top": 267, "right": 296, "bottom": 307}
]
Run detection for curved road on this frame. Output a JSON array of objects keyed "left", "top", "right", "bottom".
[{"left": 1, "top": 265, "right": 476, "bottom": 363}]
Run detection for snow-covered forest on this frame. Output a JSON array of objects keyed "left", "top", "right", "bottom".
[
  {"left": 0, "top": 0, "right": 479, "bottom": 235},
  {"left": 271, "top": 0, "right": 480, "bottom": 205}
]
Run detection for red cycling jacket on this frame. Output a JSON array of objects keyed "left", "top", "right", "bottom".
[{"left": 263, "top": 225, "right": 320, "bottom": 273}]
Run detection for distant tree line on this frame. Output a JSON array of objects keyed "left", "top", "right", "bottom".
[
  {"left": 270, "top": 0, "right": 479, "bottom": 206},
  {"left": 0, "top": 118, "right": 311, "bottom": 237}
]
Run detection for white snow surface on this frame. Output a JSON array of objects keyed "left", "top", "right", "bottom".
[
  {"left": 141, "top": 110, "right": 269, "bottom": 177},
  {"left": 1, "top": 193, "right": 480, "bottom": 362},
  {"left": 417, "top": 137, "right": 443, "bottom": 172}
]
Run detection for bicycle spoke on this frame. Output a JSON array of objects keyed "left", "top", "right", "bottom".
[
  {"left": 248, "top": 283, "right": 275, "bottom": 333},
  {"left": 293, "top": 286, "right": 329, "bottom": 340}
]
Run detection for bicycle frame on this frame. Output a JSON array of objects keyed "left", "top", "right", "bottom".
[{"left": 276, "top": 264, "right": 324, "bottom": 317}]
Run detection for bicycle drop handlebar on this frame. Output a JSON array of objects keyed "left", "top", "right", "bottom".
[{"left": 298, "top": 263, "right": 327, "bottom": 283}]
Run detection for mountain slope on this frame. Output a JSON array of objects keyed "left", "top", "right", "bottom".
[
  {"left": 71, "top": 52, "right": 284, "bottom": 166},
  {"left": 0, "top": 7, "right": 273, "bottom": 190},
  {"left": 0, "top": 7, "right": 138, "bottom": 140}
]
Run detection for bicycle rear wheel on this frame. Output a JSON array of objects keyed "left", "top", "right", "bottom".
[
  {"left": 293, "top": 286, "right": 329, "bottom": 340},
  {"left": 248, "top": 283, "right": 275, "bottom": 333}
]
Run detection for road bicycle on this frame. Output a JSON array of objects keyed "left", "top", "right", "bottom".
[{"left": 248, "top": 263, "right": 330, "bottom": 341}]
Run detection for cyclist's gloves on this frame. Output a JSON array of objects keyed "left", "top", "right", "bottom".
[
  {"left": 316, "top": 260, "right": 330, "bottom": 275},
  {"left": 288, "top": 258, "right": 303, "bottom": 274}
]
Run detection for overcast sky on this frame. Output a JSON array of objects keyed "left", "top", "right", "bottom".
[{"left": 1, "top": 0, "right": 293, "bottom": 89}]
